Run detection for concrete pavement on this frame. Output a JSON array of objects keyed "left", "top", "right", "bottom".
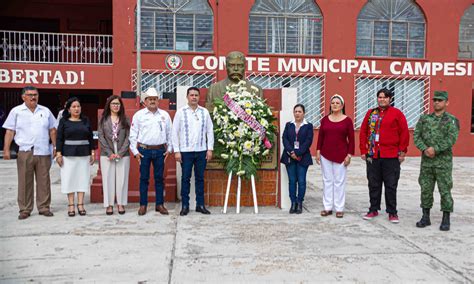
[{"left": 0, "top": 157, "right": 473, "bottom": 283}]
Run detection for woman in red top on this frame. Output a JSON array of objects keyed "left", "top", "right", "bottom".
[{"left": 316, "top": 94, "right": 355, "bottom": 218}]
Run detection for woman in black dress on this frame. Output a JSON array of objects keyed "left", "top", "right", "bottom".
[{"left": 56, "top": 97, "right": 95, "bottom": 216}]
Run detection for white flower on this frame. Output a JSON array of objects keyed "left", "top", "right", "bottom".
[
  {"left": 242, "top": 90, "right": 251, "bottom": 97},
  {"left": 251, "top": 85, "right": 259, "bottom": 92},
  {"left": 243, "top": 141, "right": 253, "bottom": 150},
  {"left": 228, "top": 141, "right": 236, "bottom": 148},
  {"left": 232, "top": 150, "right": 239, "bottom": 157},
  {"left": 221, "top": 154, "right": 229, "bottom": 159},
  {"left": 236, "top": 170, "right": 246, "bottom": 176},
  {"left": 262, "top": 149, "right": 270, "bottom": 156},
  {"left": 238, "top": 80, "right": 246, "bottom": 86},
  {"left": 233, "top": 130, "right": 241, "bottom": 138},
  {"left": 218, "top": 139, "right": 225, "bottom": 144},
  {"left": 223, "top": 116, "right": 229, "bottom": 123},
  {"left": 260, "top": 118, "right": 268, "bottom": 127},
  {"left": 267, "top": 108, "right": 273, "bottom": 115},
  {"left": 245, "top": 109, "right": 252, "bottom": 115}
]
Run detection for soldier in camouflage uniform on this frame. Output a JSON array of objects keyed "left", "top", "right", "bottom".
[{"left": 414, "top": 91, "right": 459, "bottom": 231}]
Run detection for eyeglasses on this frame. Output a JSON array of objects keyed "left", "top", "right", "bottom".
[{"left": 433, "top": 99, "right": 444, "bottom": 102}]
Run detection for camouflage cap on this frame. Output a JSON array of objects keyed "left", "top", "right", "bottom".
[{"left": 433, "top": 91, "right": 448, "bottom": 101}]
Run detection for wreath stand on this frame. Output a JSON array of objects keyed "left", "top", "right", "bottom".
[{"left": 222, "top": 171, "right": 259, "bottom": 214}]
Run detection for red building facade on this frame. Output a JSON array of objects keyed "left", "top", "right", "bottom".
[{"left": 1, "top": 0, "right": 474, "bottom": 157}]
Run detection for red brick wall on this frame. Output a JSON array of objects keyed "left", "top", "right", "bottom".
[{"left": 204, "top": 170, "right": 278, "bottom": 207}]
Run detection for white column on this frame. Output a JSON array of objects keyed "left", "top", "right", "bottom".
[
  {"left": 279, "top": 88, "right": 298, "bottom": 210},
  {"left": 176, "top": 86, "right": 196, "bottom": 208}
]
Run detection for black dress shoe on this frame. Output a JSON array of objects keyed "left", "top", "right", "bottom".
[
  {"left": 295, "top": 202, "right": 303, "bottom": 214},
  {"left": 289, "top": 203, "right": 297, "bottom": 214},
  {"left": 180, "top": 206, "right": 189, "bottom": 216},
  {"left": 39, "top": 210, "right": 54, "bottom": 217},
  {"left": 196, "top": 205, "right": 211, "bottom": 215}
]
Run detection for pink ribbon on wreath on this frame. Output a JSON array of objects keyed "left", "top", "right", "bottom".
[{"left": 222, "top": 93, "right": 272, "bottom": 149}]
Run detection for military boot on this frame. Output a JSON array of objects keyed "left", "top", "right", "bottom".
[
  {"left": 440, "top": 212, "right": 450, "bottom": 231},
  {"left": 416, "top": 208, "right": 431, "bottom": 228}
]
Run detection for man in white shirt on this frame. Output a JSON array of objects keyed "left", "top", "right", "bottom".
[
  {"left": 129, "top": 88, "right": 172, "bottom": 216},
  {"left": 3, "top": 86, "right": 56, "bottom": 219},
  {"left": 172, "top": 87, "right": 214, "bottom": 216}
]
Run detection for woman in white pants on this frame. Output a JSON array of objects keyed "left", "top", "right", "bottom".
[
  {"left": 316, "top": 95, "right": 355, "bottom": 218},
  {"left": 98, "top": 95, "right": 130, "bottom": 215}
]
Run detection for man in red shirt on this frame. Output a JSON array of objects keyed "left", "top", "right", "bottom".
[{"left": 359, "top": 88, "right": 409, "bottom": 223}]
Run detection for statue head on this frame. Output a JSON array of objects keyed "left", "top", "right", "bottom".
[{"left": 226, "top": 51, "right": 246, "bottom": 83}]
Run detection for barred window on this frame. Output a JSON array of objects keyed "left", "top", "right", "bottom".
[
  {"left": 459, "top": 5, "right": 474, "bottom": 59},
  {"left": 139, "top": 72, "right": 215, "bottom": 94},
  {"left": 247, "top": 74, "right": 325, "bottom": 127},
  {"left": 356, "top": 0, "right": 425, "bottom": 58},
  {"left": 354, "top": 76, "right": 429, "bottom": 129},
  {"left": 248, "top": 0, "right": 323, "bottom": 55},
  {"left": 140, "top": 0, "right": 213, "bottom": 52}
]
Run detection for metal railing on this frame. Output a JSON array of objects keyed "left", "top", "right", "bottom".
[
  {"left": 354, "top": 74, "right": 430, "bottom": 129},
  {"left": 247, "top": 72, "right": 326, "bottom": 128},
  {"left": 0, "top": 30, "right": 113, "bottom": 65},
  {"left": 132, "top": 69, "right": 217, "bottom": 95}
]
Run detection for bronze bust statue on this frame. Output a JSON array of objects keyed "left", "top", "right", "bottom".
[{"left": 205, "top": 51, "right": 263, "bottom": 111}]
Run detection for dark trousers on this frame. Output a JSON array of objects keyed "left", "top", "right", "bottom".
[
  {"left": 366, "top": 158, "right": 400, "bottom": 214},
  {"left": 286, "top": 161, "right": 309, "bottom": 203},
  {"left": 138, "top": 147, "right": 165, "bottom": 206},
  {"left": 180, "top": 151, "right": 207, "bottom": 207}
]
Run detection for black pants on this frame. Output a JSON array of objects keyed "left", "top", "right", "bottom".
[{"left": 366, "top": 158, "right": 400, "bottom": 214}]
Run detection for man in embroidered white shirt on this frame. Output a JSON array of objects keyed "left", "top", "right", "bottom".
[
  {"left": 3, "top": 86, "right": 56, "bottom": 219},
  {"left": 172, "top": 87, "right": 214, "bottom": 216},
  {"left": 129, "top": 88, "right": 172, "bottom": 216}
]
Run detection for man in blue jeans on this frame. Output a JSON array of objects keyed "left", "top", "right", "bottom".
[
  {"left": 172, "top": 87, "right": 214, "bottom": 216},
  {"left": 129, "top": 88, "right": 172, "bottom": 216}
]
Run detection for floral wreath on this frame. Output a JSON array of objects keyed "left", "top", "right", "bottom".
[{"left": 212, "top": 80, "right": 277, "bottom": 179}]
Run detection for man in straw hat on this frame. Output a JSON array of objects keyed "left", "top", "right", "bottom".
[{"left": 129, "top": 87, "right": 172, "bottom": 216}]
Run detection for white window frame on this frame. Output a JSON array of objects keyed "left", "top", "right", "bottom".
[
  {"left": 356, "top": 0, "right": 426, "bottom": 59},
  {"left": 248, "top": 0, "right": 323, "bottom": 55},
  {"left": 140, "top": 0, "right": 214, "bottom": 52},
  {"left": 459, "top": 5, "right": 474, "bottom": 59}
]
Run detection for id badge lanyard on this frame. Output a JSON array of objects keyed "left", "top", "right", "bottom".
[
  {"left": 294, "top": 126, "right": 300, "bottom": 150},
  {"left": 375, "top": 112, "right": 385, "bottom": 143}
]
